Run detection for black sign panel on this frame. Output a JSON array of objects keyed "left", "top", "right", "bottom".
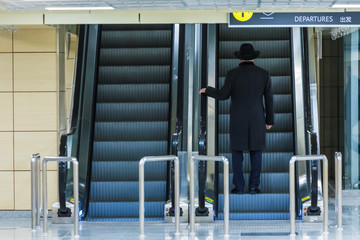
[{"left": 229, "top": 12, "right": 360, "bottom": 27}]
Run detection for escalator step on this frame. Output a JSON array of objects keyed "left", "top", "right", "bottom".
[
  {"left": 219, "top": 58, "right": 291, "bottom": 76},
  {"left": 219, "top": 113, "right": 293, "bottom": 133},
  {"left": 90, "top": 181, "right": 166, "bottom": 201},
  {"left": 272, "top": 94, "right": 293, "bottom": 113},
  {"left": 217, "top": 212, "right": 289, "bottom": 220},
  {"left": 96, "top": 102, "right": 169, "bottom": 121},
  {"left": 218, "top": 152, "right": 293, "bottom": 173},
  {"left": 218, "top": 193, "right": 289, "bottom": 212},
  {"left": 86, "top": 217, "right": 163, "bottom": 222},
  {"left": 218, "top": 172, "right": 289, "bottom": 193},
  {"left": 101, "top": 30, "right": 172, "bottom": 48},
  {"left": 94, "top": 121, "right": 168, "bottom": 141},
  {"left": 99, "top": 48, "right": 171, "bottom": 66},
  {"left": 87, "top": 201, "right": 165, "bottom": 218},
  {"left": 98, "top": 66, "right": 170, "bottom": 84},
  {"left": 219, "top": 26, "right": 290, "bottom": 41},
  {"left": 97, "top": 84, "right": 169, "bottom": 103},
  {"left": 92, "top": 161, "right": 167, "bottom": 181},
  {"left": 219, "top": 132, "right": 294, "bottom": 153},
  {"left": 219, "top": 76, "right": 292, "bottom": 94},
  {"left": 102, "top": 24, "right": 172, "bottom": 31},
  {"left": 93, "top": 141, "right": 168, "bottom": 162},
  {"left": 271, "top": 76, "right": 292, "bottom": 94},
  {"left": 218, "top": 94, "right": 292, "bottom": 114},
  {"left": 219, "top": 40, "right": 290, "bottom": 59}
]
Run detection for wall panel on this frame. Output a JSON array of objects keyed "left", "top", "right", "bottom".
[
  {"left": 0, "top": 53, "right": 13, "bottom": 91},
  {"left": 0, "top": 132, "right": 13, "bottom": 170},
  {"left": 0, "top": 30, "right": 13, "bottom": 52},
  {"left": 14, "top": 132, "right": 57, "bottom": 171},
  {"left": 0, "top": 93, "right": 13, "bottom": 131},
  {"left": 14, "top": 92, "right": 57, "bottom": 131},
  {"left": 14, "top": 27, "right": 56, "bottom": 52},
  {"left": 14, "top": 53, "right": 57, "bottom": 91},
  {"left": 0, "top": 172, "right": 14, "bottom": 209}
]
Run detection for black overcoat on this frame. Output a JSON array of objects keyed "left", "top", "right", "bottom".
[{"left": 205, "top": 62, "right": 274, "bottom": 151}]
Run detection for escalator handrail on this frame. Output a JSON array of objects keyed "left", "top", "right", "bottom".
[
  {"left": 309, "top": 131, "right": 321, "bottom": 214},
  {"left": 168, "top": 121, "right": 182, "bottom": 216},
  {"left": 76, "top": 24, "right": 101, "bottom": 218},
  {"left": 59, "top": 24, "right": 101, "bottom": 219},
  {"left": 196, "top": 119, "right": 208, "bottom": 215},
  {"left": 58, "top": 25, "right": 87, "bottom": 213}
]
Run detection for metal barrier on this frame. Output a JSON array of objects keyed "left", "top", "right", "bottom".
[
  {"left": 31, "top": 154, "right": 41, "bottom": 230},
  {"left": 289, "top": 155, "right": 328, "bottom": 236},
  {"left": 335, "top": 152, "right": 343, "bottom": 230},
  {"left": 190, "top": 156, "right": 229, "bottom": 236},
  {"left": 139, "top": 155, "right": 180, "bottom": 237},
  {"left": 42, "top": 157, "right": 79, "bottom": 237}
]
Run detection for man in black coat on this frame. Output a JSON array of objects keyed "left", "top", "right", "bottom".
[{"left": 200, "top": 43, "right": 274, "bottom": 194}]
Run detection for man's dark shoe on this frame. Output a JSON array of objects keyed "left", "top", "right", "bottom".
[
  {"left": 231, "top": 188, "right": 243, "bottom": 194},
  {"left": 249, "top": 188, "right": 261, "bottom": 194}
]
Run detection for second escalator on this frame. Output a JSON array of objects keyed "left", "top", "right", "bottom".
[{"left": 216, "top": 26, "right": 294, "bottom": 220}]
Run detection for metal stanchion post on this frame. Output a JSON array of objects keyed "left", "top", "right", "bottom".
[
  {"left": 42, "top": 157, "right": 78, "bottom": 236},
  {"left": 139, "top": 160, "right": 145, "bottom": 237},
  {"left": 289, "top": 159, "right": 296, "bottom": 236},
  {"left": 31, "top": 155, "right": 37, "bottom": 230},
  {"left": 335, "top": 152, "right": 343, "bottom": 230},
  {"left": 36, "top": 155, "right": 41, "bottom": 228},
  {"left": 73, "top": 160, "right": 79, "bottom": 237},
  {"left": 31, "top": 154, "right": 41, "bottom": 230},
  {"left": 189, "top": 158, "right": 195, "bottom": 234},
  {"left": 190, "top": 156, "right": 229, "bottom": 236},
  {"left": 323, "top": 157, "right": 328, "bottom": 234},
  {"left": 139, "top": 156, "right": 179, "bottom": 237},
  {"left": 289, "top": 155, "right": 328, "bottom": 235},
  {"left": 42, "top": 159, "right": 48, "bottom": 234},
  {"left": 174, "top": 158, "right": 180, "bottom": 235},
  {"left": 223, "top": 159, "right": 229, "bottom": 237}
]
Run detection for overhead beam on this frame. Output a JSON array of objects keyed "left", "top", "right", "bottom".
[
  {"left": 0, "top": 9, "right": 350, "bottom": 25},
  {"left": 44, "top": 11, "right": 139, "bottom": 24},
  {"left": 0, "top": 13, "right": 43, "bottom": 24}
]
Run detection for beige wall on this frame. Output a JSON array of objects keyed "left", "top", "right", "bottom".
[{"left": 0, "top": 26, "right": 59, "bottom": 210}]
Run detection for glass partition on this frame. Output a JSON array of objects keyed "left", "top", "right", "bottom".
[{"left": 343, "top": 28, "right": 360, "bottom": 189}]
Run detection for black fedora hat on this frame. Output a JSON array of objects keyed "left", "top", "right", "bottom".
[{"left": 234, "top": 43, "right": 260, "bottom": 60}]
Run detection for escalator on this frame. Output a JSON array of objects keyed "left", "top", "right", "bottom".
[
  {"left": 72, "top": 24, "right": 175, "bottom": 220},
  {"left": 66, "top": 24, "right": 313, "bottom": 222},
  {"left": 216, "top": 25, "right": 294, "bottom": 220}
]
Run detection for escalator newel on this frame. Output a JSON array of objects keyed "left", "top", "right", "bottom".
[
  {"left": 58, "top": 134, "right": 71, "bottom": 217},
  {"left": 196, "top": 119, "right": 209, "bottom": 216}
]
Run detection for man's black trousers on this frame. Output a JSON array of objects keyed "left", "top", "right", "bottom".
[{"left": 232, "top": 150, "right": 262, "bottom": 192}]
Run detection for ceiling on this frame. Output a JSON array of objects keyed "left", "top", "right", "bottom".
[{"left": 0, "top": 0, "right": 358, "bottom": 12}]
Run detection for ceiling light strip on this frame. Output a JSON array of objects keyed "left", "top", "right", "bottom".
[
  {"left": 331, "top": 4, "right": 360, "bottom": 8},
  {"left": 45, "top": 6, "right": 114, "bottom": 11}
]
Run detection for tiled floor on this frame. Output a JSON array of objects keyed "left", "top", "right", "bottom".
[{"left": 0, "top": 192, "right": 359, "bottom": 240}]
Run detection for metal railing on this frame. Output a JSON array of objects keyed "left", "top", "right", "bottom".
[
  {"left": 42, "top": 157, "right": 79, "bottom": 237},
  {"left": 31, "top": 154, "right": 41, "bottom": 230},
  {"left": 139, "top": 156, "right": 180, "bottom": 237},
  {"left": 335, "top": 152, "right": 343, "bottom": 230},
  {"left": 289, "top": 155, "right": 328, "bottom": 236},
  {"left": 190, "top": 155, "right": 229, "bottom": 236}
]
